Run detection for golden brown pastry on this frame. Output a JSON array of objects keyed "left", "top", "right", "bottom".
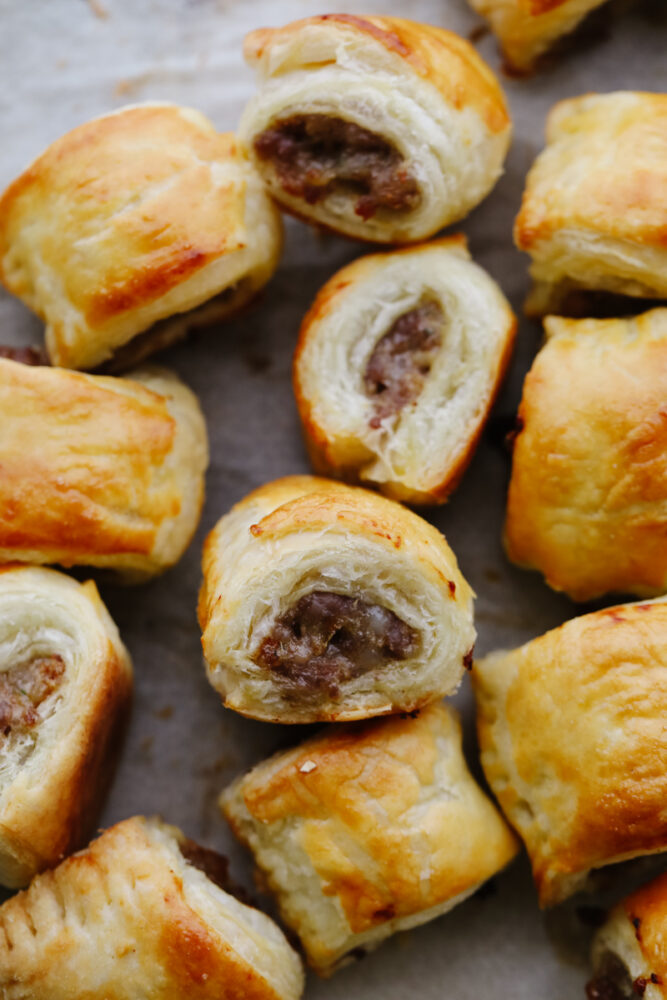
[
  {"left": 473, "top": 597, "right": 667, "bottom": 907},
  {"left": 0, "top": 816, "right": 304, "bottom": 1000},
  {"left": 0, "top": 103, "right": 283, "bottom": 370},
  {"left": 221, "top": 703, "right": 519, "bottom": 976},
  {"left": 514, "top": 92, "right": 667, "bottom": 315},
  {"left": 293, "top": 235, "right": 516, "bottom": 504},
  {"left": 467, "top": 0, "right": 610, "bottom": 73},
  {"left": 504, "top": 309, "right": 667, "bottom": 602},
  {"left": 240, "top": 15, "right": 511, "bottom": 243},
  {"left": 588, "top": 871, "right": 667, "bottom": 1000},
  {"left": 199, "top": 475, "right": 476, "bottom": 723},
  {"left": 0, "top": 565, "right": 132, "bottom": 888},
  {"left": 0, "top": 358, "right": 208, "bottom": 579}
]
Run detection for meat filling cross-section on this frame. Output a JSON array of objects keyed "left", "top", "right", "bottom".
[
  {"left": 586, "top": 953, "right": 639, "bottom": 1000},
  {"left": 0, "top": 655, "right": 65, "bottom": 735},
  {"left": 364, "top": 300, "right": 444, "bottom": 428},
  {"left": 254, "top": 114, "right": 420, "bottom": 220},
  {"left": 255, "top": 591, "right": 418, "bottom": 697}
]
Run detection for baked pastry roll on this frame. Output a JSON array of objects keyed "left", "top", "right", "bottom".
[
  {"left": 467, "top": 0, "right": 610, "bottom": 73},
  {"left": 473, "top": 597, "right": 667, "bottom": 907},
  {"left": 221, "top": 703, "right": 519, "bottom": 976},
  {"left": 293, "top": 235, "right": 516, "bottom": 504},
  {"left": 0, "top": 103, "right": 283, "bottom": 370},
  {"left": 240, "top": 15, "right": 511, "bottom": 243},
  {"left": 504, "top": 309, "right": 667, "bottom": 602},
  {"left": 514, "top": 92, "right": 667, "bottom": 316},
  {"left": 0, "top": 358, "right": 208, "bottom": 579},
  {"left": 199, "top": 475, "right": 475, "bottom": 723},
  {"left": 0, "top": 565, "right": 132, "bottom": 888},
  {"left": 588, "top": 872, "right": 667, "bottom": 1000},
  {"left": 0, "top": 815, "right": 304, "bottom": 1000}
]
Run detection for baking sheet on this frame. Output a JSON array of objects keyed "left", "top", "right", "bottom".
[{"left": 1, "top": 0, "right": 666, "bottom": 995}]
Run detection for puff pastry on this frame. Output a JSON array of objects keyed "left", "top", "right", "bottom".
[
  {"left": 240, "top": 15, "right": 511, "bottom": 243},
  {"left": 293, "top": 235, "right": 516, "bottom": 504},
  {"left": 0, "top": 358, "right": 208, "bottom": 579},
  {"left": 0, "top": 815, "right": 304, "bottom": 1000},
  {"left": 0, "top": 103, "right": 283, "bottom": 370},
  {"left": 0, "top": 565, "right": 132, "bottom": 888},
  {"left": 504, "top": 309, "right": 667, "bottom": 602},
  {"left": 222, "top": 703, "right": 518, "bottom": 975},
  {"left": 473, "top": 597, "right": 667, "bottom": 907},
  {"left": 198, "top": 475, "right": 475, "bottom": 723},
  {"left": 514, "top": 92, "right": 667, "bottom": 316},
  {"left": 467, "top": 0, "right": 610, "bottom": 72},
  {"left": 588, "top": 872, "right": 667, "bottom": 1000}
]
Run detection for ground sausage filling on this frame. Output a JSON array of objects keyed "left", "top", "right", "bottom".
[
  {"left": 586, "top": 953, "right": 637, "bottom": 1000},
  {"left": 364, "top": 300, "right": 444, "bottom": 428},
  {"left": 179, "top": 837, "right": 253, "bottom": 904},
  {"left": 255, "top": 591, "right": 418, "bottom": 698},
  {"left": 253, "top": 114, "right": 420, "bottom": 220},
  {"left": 0, "top": 655, "right": 65, "bottom": 736},
  {"left": 0, "top": 346, "right": 48, "bottom": 366}
]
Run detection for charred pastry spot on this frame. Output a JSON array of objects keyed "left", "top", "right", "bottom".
[
  {"left": 0, "top": 345, "right": 48, "bottom": 366},
  {"left": 179, "top": 838, "right": 252, "bottom": 905},
  {"left": 0, "top": 655, "right": 65, "bottom": 736},
  {"left": 448, "top": 580, "right": 457, "bottom": 598},
  {"left": 586, "top": 953, "right": 637, "bottom": 1000},
  {"left": 254, "top": 114, "right": 420, "bottom": 220},
  {"left": 463, "top": 647, "right": 475, "bottom": 671},
  {"left": 373, "top": 904, "right": 396, "bottom": 921},
  {"left": 364, "top": 300, "right": 444, "bottom": 427},
  {"left": 505, "top": 415, "right": 525, "bottom": 451},
  {"left": 255, "top": 591, "right": 418, "bottom": 698},
  {"left": 631, "top": 915, "right": 642, "bottom": 941},
  {"left": 399, "top": 709, "right": 421, "bottom": 720}
]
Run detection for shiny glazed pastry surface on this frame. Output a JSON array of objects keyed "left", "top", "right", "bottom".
[
  {"left": 221, "top": 703, "right": 518, "bottom": 975},
  {"left": 0, "top": 359, "right": 208, "bottom": 579},
  {"left": 0, "top": 103, "right": 283, "bottom": 370}
]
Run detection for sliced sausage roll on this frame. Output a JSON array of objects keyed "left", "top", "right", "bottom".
[
  {"left": 221, "top": 703, "right": 518, "bottom": 976},
  {"left": 467, "top": 0, "right": 610, "bottom": 73},
  {"left": 198, "top": 476, "right": 475, "bottom": 723},
  {"left": 514, "top": 92, "right": 667, "bottom": 316},
  {"left": 0, "top": 565, "right": 132, "bottom": 888},
  {"left": 240, "top": 15, "right": 511, "bottom": 243},
  {"left": 588, "top": 872, "right": 667, "bottom": 1000},
  {"left": 0, "top": 103, "right": 283, "bottom": 370},
  {"left": 473, "top": 597, "right": 667, "bottom": 907},
  {"left": 0, "top": 816, "right": 304, "bottom": 1000},
  {"left": 504, "top": 309, "right": 667, "bottom": 602},
  {"left": 0, "top": 358, "right": 208, "bottom": 579},
  {"left": 293, "top": 235, "right": 516, "bottom": 504}
]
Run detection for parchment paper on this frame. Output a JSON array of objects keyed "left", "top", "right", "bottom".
[{"left": 0, "top": 1, "right": 666, "bottom": 995}]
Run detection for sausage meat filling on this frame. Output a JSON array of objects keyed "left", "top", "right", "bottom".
[
  {"left": 586, "top": 953, "right": 637, "bottom": 1000},
  {"left": 255, "top": 591, "right": 418, "bottom": 697},
  {"left": 253, "top": 114, "right": 420, "bottom": 220},
  {"left": 0, "top": 655, "right": 65, "bottom": 735},
  {"left": 179, "top": 837, "right": 252, "bottom": 904},
  {"left": 364, "top": 301, "right": 444, "bottom": 427}
]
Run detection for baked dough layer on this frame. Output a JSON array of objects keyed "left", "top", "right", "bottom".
[
  {"left": 467, "top": 0, "right": 610, "bottom": 72},
  {"left": 473, "top": 597, "right": 667, "bottom": 906},
  {"left": 504, "top": 309, "right": 667, "bottom": 602},
  {"left": 0, "top": 103, "right": 283, "bottom": 370},
  {"left": 294, "top": 234, "right": 516, "bottom": 504},
  {"left": 0, "top": 359, "right": 208, "bottom": 578},
  {"left": 0, "top": 816, "right": 304, "bottom": 999},
  {"left": 514, "top": 92, "right": 667, "bottom": 315},
  {"left": 0, "top": 565, "right": 132, "bottom": 888},
  {"left": 198, "top": 475, "right": 475, "bottom": 723},
  {"left": 240, "top": 15, "right": 511, "bottom": 242},
  {"left": 222, "top": 703, "right": 518, "bottom": 975}
]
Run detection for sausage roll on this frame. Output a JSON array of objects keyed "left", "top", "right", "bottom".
[
  {"left": 0, "top": 358, "right": 208, "bottom": 579},
  {"left": 588, "top": 872, "right": 667, "bottom": 1000},
  {"left": 0, "top": 565, "right": 132, "bottom": 888},
  {"left": 199, "top": 476, "right": 475, "bottom": 723},
  {"left": 239, "top": 15, "right": 511, "bottom": 243},
  {"left": 473, "top": 597, "right": 667, "bottom": 907},
  {"left": 293, "top": 235, "right": 516, "bottom": 505},
  {"left": 0, "top": 816, "right": 304, "bottom": 1000},
  {"left": 0, "top": 103, "right": 283, "bottom": 370},
  {"left": 221, "top": 703, "right": 518, "bottom": 976},
  {"left": 514, "top": 92, "right": 667, "bottom": 316},
  {"left": 504, "top": 309, "right": 667, "bottom": 602},
  {"left": 467, "top": 0, "right": 610, "bottom": 73}
]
